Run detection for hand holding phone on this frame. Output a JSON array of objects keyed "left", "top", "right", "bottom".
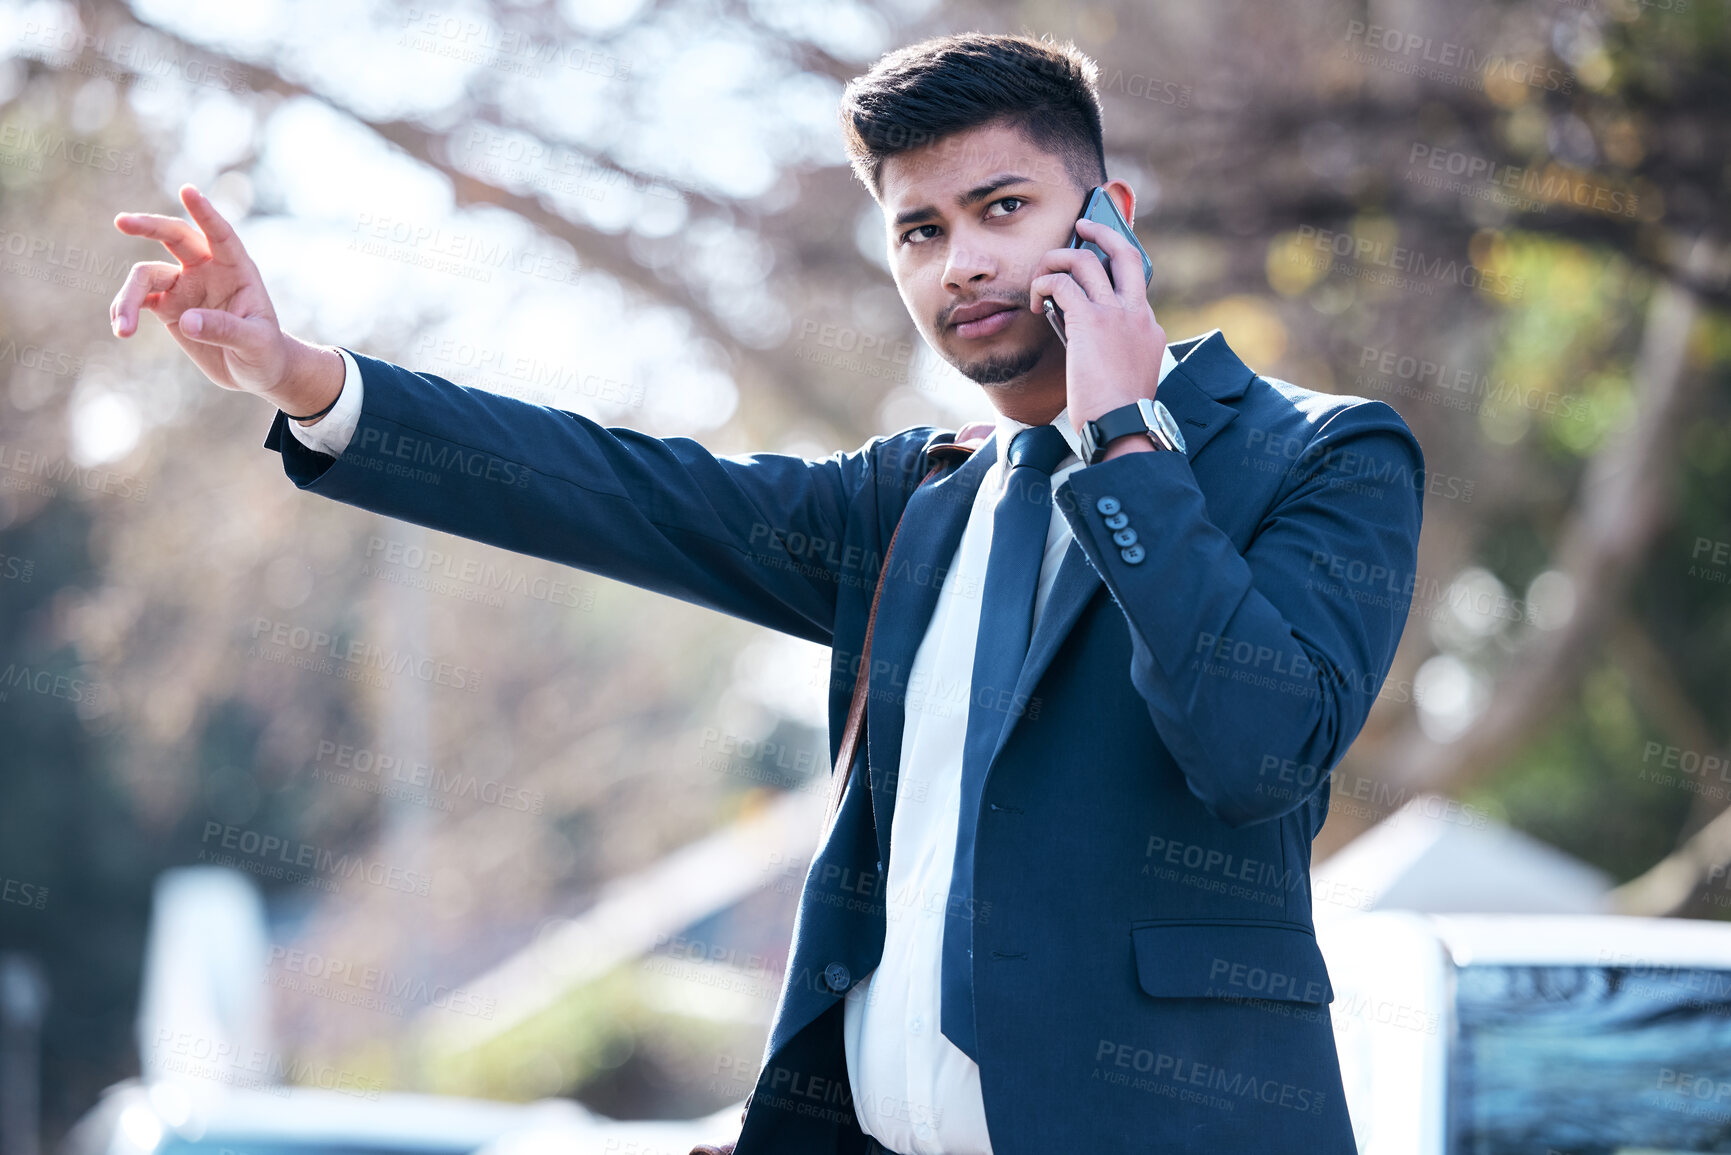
[{"left": 1042, "top": 187, "right": 1154, "bottom": 346}]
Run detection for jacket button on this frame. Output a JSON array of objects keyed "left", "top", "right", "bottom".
[
  {"left": 823, "top": 962, "right": 852, "bottom": 992},
  {"left": 1095, "top": 495, "right": 1121, "bottom": 516},
  {"left": 1121, "top": 544, "right": 1146, "bottom": 564},
  {"left": 1112, "top": 527, "right": 1138, "bottom": 548},
  {"left": 1104, "top": 511, "right": 1129, "bottom": 530}
]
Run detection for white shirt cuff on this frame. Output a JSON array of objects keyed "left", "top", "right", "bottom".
[{"left": 284, "top": 346, "right": 364, "bottom": 457}]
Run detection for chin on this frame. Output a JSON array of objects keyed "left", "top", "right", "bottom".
[{"left": 947, "top": 336, "right": 1048, "bottom": 387}]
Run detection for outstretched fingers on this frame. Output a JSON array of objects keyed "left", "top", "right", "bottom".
[
  {"left": 111, "top": 185, "right": 245, "bottom": 270},
  {"left": 110, "top": 261, "right": 180, "bottom": 338},
  {"left": 113, "top": 210, "right": 210, "bottom": 267},
  {"left": 177, "top": 184, "right": 250, "bottom": 267}
]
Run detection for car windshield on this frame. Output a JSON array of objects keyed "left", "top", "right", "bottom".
[{"left": 1448, "top": 963, "right": 1731, "bottom": 1154}]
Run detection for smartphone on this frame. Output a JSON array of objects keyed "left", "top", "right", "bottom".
[{"left": 1043, "top": 186, "right": 1153, "bottom": 346}]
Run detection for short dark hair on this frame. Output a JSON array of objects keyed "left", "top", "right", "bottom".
[{"left": 838, "top": 32, "right": 1107, "bottom": 200}]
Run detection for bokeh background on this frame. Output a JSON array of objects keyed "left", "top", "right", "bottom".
[{"left": 0, "top": 0, "right": 1727, "bottom": 1141}]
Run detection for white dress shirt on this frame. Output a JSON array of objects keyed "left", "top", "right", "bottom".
[{"left": 285, "top": 340, "right": 1181, "bottom": 1154}]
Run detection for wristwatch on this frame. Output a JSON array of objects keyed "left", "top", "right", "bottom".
[{"left": 1079, "top": 397, "right": 1187, "bottom": 464}]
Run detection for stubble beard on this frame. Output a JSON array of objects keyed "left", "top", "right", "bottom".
[
  {"left": 942, "top": 312, "right": 1051, "bottom": 386},
  {"left": 955, "top": 343, "right": 1045, "bottom": 387}
]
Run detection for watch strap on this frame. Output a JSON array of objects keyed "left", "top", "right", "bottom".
[{"left": 1082, "top": 400, "right": 1155, "bottom": 463}]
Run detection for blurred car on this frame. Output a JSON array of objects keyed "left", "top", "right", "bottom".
[
  {"left": 61, "top": 1078, "right": 745, "bottom": 1155},
  {"left": 1317, "top": 911, "right": 1731, "bottom": 1155}
]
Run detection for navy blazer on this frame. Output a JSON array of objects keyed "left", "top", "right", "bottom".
[{"left": 264, "top": 330, "right": 1424, "bottom": 1153}]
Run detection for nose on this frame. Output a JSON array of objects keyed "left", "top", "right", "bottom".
[{"left": 943, "top": 239, "right": 993, "bottom": 291}]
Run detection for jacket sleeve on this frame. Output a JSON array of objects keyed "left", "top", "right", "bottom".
[
  {"left": 1053, "top": 397, "right": 1425, "bottom": 827},
  {"left": 263, "top": 348, "right": 900, "bottom": 646}
]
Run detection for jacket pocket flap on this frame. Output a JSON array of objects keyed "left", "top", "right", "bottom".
[{"left": 1131, "top": 921, "right": 1334, "bottom": 1004}]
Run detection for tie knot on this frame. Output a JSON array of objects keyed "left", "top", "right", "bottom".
[{"left": 1007, "top": 423, "right": 1071, "bottom": 476}]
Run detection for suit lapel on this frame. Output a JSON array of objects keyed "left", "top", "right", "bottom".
[
  {"left": 864, "top": 435, "right": 998, "bottom": 871},
  {"left": 1151, "top": 336, "right": 1244, "bottom": 461}
]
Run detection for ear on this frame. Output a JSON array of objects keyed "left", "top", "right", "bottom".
[{"left": 1100, "top": 179, "right": 1137, "bottom": 229}]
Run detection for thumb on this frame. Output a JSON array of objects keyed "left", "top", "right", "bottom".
[{"left": 178, "top": 308, "right": 269, "bottom": 352}]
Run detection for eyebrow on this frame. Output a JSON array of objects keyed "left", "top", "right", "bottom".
[{"left": 891, "top": 173, "right": 1037, "bottom": 230}]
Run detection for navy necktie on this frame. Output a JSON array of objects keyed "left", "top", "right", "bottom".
[{"left": 941, "top": 422, "right": 1071, "bottom": 1063}]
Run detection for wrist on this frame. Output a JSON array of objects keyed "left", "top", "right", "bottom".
[
  {"left": 270, "top": 339, "right": 344, "bottom": 424},
  {"left": 1078, "top": 397, "right": 1186, "bottom": 463}
]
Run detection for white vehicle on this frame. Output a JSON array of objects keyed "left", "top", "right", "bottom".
[
  {"left": 62, "top": 1079, "right": 744, "bottom": 1155},
  {"left": 1318, "top": 912, "right": 1731, "bottom": 1155}
]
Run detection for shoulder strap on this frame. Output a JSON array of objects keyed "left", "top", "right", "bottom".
[{"left": 823, "top": 422, "right": 995, "bottom": 831}]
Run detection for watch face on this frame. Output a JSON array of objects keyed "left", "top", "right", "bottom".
[{"left": 1154, "top": 401, "right": 1187, "bottom": 453}]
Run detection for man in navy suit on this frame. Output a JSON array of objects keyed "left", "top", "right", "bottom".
[{"left": 112, "top": 30, "right": 1422, "bottom": 1155}]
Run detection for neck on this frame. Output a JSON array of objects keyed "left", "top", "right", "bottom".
[
  {"left": 980, "top": 342, "right": 1067, "bottom": 427},
  {"left": 991, "top": 392, "right": 1063, "bottom": 427}
]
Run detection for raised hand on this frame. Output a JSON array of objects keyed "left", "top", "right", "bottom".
[
  {"left": 111, "top": 183, "right": 338, "bottom": 416},
  {"left": 1028, "top": 212, "right": 1167, "bottom": 441}
]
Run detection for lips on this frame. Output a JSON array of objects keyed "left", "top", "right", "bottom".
[{"left": 948, "top": 300, "right": 1019, "bottom": 339}]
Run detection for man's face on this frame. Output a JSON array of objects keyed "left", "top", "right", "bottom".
[{"left": 879, "top": 120, "right": 1090, "bottom": 389}]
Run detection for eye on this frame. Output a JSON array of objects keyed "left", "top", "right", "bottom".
[{"left": 896, "top": 196, "right": 1028, "bottom": 247}]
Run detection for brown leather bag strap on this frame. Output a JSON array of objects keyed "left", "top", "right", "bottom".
[
  {"left": 823, "top": 429, "right": 991, "bottom": 834},
  {"left": 822, "top": 460, "right": 939, "bottom": 832}
]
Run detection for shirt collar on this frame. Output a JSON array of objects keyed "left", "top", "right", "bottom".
[{"left": 991, "top": 342, "right": 1180, "bottom": 467}]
